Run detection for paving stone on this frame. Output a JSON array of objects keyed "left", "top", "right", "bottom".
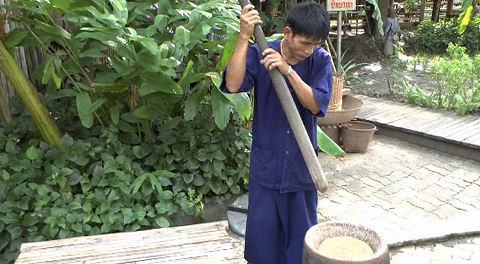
[
  {"left": 434, "top": 204, "right": 465, "bottom": 219},
  {"left": 367, "top": 172, "right": 393, "bottom": 186},
  {"left": 361, "top": 176, "right": 385, "bottom": 190},
  {"left": 316, "top": 134, "right": 480, "bottom": 263},
  {"left": 443, "top": 175, "right": 473, "bottom": 188},
  {"left": 425, "top": 164, "right": 451, "bottom": 176},
  {"left": 423, "top": 185, "right": 457, "bottom": 202},
  {"left": 435, "top": 178, "right": 465, "bottom": 193},
  {"left": 463, "top": 171, "right": 480, "bottom": 183},
  {"left": 414, "top": 192, "right": 446, "bottom": 208},
  {"left": 388, "top": 171, "right": 409, "bottom": 182},
  {"left": 407, "top": 198, "right": 438, "bottom": 213}
]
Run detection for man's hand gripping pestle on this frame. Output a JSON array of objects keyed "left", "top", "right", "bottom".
[{"left": 237, "top": 0, "right": 328, "bottom": 193}]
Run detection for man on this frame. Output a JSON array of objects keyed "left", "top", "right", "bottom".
[
  {"left": 220, "top": 2, "right": 332, "bottom": 263},
  {"left": 383, "top": 7, "right": 400, "bottom": 56}
]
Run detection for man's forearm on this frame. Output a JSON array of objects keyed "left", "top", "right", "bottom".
[
  {"left": 225, "top": 36, "right": 250, "bottom": 93},
  {"left": 287, "top": 70, "right": 321, "bottom": 114}
]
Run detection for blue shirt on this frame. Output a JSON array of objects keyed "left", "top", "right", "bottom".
[{"left": 221, "top": 40, "right": 332, "bottom": 192}]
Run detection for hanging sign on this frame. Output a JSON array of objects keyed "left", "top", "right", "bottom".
[{"left": 326, "top": 0, "right": 356, "bottom": 11}]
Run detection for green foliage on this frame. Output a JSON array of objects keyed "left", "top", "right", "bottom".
[
  {"left": 5, "top": 0, "right": 249, "bottom": 131},
  {"left": 412, "top": 19, "right": 480, "bottom": 55},
  {"left": 459, "top": 18, "right": 480, "bottom": 55},
  {"left": 411, "top": 19, "right": 459, "bottom": 54},
  {"left": 397, "top": 44, "right": 480, "bottom": 115},
  {"left": 0, "top": 99, "right": 251, "bottom": 263}
]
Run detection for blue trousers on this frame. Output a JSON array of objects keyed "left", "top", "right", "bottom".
[{"left": 244, "top": 182, "right": 318, "bottom": 264}]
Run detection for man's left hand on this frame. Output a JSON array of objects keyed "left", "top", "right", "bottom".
[{"left": 261, "top": 48, "right": 290, "bottom": 75}]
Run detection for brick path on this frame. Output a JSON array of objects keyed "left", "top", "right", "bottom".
[{"left": 318, "top": 134, "right": 480, "bottom": 263}]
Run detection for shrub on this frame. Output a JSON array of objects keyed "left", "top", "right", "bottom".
[{"left": 0, "top": 100, "right": 251, "bottom": 263}]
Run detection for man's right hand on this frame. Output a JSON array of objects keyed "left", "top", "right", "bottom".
[{"left": 240, "top": 4, "right": 262, "bottom": 40}]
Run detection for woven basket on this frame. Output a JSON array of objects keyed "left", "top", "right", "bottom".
[
  {"left": 341, "top": 120, "right": 377, "bottom": 153},
  {"left": 328, "top": 74, "right": 344, "bottom": 111}
]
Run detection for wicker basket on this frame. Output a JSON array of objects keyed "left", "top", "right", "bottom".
[
  {"left": 328, "top": 74, "right": 344, "bottom": 111},
  {"left": 320, "top": 125, "right": 341, "bottom": 144},
  {"left": 341, "top": 120, "right": 377, "bottom": 153}
]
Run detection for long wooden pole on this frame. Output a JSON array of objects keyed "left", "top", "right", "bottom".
[{"left": 238, "top": 0, "right": 328, "bottom": 192}]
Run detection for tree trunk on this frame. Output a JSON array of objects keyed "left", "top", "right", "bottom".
[
  {"left": 0, "top": 41, "right": 64, "bottom": 150},
  {"left": 446, "top": 0, "right": 453, "bottom": 17},
  {"left": 432, "top": 0, "right": 441, "bottom": 22},
  {"left": 419, "top": 0, "right": 426, "bottom": 22}
]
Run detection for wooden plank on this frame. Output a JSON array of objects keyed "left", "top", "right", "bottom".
[
  {"left": 360, "top": 103, "right": 411, "bottom": 120},
  {"left": 440, "top": 117, "right": 480, "bottom": 138},
  {"left": 386, "top": 108, "right": 447, "bottom": 130},
  {"left": 464, "top": 131, "right": 480, "bottom": 145},
  {"left": 373, "top": 107, "right": 426, "bottom": 125},
  {"left": 16, "top": 221, "right": 245, "bottom": 264},
  {"left": 423, "top": 115, "right": 478, "bottom": 137}
]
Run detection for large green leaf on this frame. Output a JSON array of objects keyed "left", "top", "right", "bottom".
[
  {"left": 184, "top": 84, "right": 208, "bottom": 121},
  {"left": 173, "top": 26, "right": 191, "bottom": 45},
  {"left": 109, "top": 0, "right": 128, "bottom": 25},
  {"left": 208, "top": 72, "right": 251, "bottom": 121},
  {"left": 211, "top": 86, "right": 231, "bottom": 130},
  {"left": 4, "top": 28, "right": 29, "bottom": 49},
  {"left": 51, "top": 0, "right": 71, "bottom": 12},
  {"left": 139, "top": 73, "right": 182, "bottom": 96},
  {"left": 458, "top": 4, "right": 474, "bottom": 34},
  {"left": 316, "top": 125, "right": 345, "bottom": 157},
  {"left": 76, "top": 93, "right": 93, "bottom": 128},
  {"left": 216, "top": 32, "right": 238, "bottom": 72},
  {"left": 365, "top": 0, "right": 384, "bottom": 36},
  {"left": 132, "top": 105, "right": 162, "bottom": 119}
]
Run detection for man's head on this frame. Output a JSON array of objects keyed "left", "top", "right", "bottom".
[
  {"left": 285, "top": 2, "right": 330, "bottom": 42},
  {"left": 282, "top": 2, "right": 330, "bottom": 62}
]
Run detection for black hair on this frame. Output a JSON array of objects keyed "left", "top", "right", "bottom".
[{"left": 286, "top": 2, "right": 330, "bottom": 41}]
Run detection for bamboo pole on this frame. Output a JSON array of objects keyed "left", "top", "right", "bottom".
[
  {"left": 0, "top": 41, "right": 65, "bottom": 150},
  {"left": 238, "top": 0, "right": 328, "bottom": 193}
]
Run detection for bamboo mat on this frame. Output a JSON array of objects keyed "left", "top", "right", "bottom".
[{"left": 16, "top": 221, "right": 246, "bottom": 264}]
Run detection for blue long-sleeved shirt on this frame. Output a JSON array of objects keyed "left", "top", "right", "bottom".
[{"left": 221, "top": 39, "right": 332, "bottom": 192}]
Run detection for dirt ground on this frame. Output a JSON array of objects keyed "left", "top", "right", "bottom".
[{"left": 339, "top": 34, "right": 438, "bottom": 100}]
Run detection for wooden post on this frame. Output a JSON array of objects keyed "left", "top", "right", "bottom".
[
  {"left": 432, "top": 0, "right": 441, "bottom": 22},
  {"left": 446, "top": 0, "right": 454, "bottom": 17},
  {"left": 336, "top": 11, "right": 342, "bottom": 72},
  {"left": 419, "top": 0, "right": 426, "bottom": 22},
  {"left": 238, "top": 0, "right": 328, "bottom": 192}
]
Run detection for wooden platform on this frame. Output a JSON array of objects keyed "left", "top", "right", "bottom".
[
  {"left": 15, "top": 221, "right": 246, "bottom": 264},
  {"left": 356, "top": 96, "right": 480, "bottom": 150}
]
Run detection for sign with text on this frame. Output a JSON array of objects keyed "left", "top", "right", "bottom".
[{"left": 326, "top": 0, "right": 356, "bottom": 11}]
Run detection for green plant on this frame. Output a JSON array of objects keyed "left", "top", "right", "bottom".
[
  {"left": 398, "top": 44, "right": 480, "bottom": 115},
  {"left": 460, "top": 18, "right": 480, "bottom": 55},
  {"left": 411, "top": 18, "right": 480, "bottom": 55},
  {"left": 0, "top": 99, "right": 251, "bottom": 263},
  {"left": 5, "top": 0, "right": 250, "bottom": 132}
]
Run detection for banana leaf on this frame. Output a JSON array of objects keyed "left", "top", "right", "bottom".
[
  {"left": 365, "top": 0, "right": 384, "bottom": 36},
  {"left": 317, "top": 125, "right": 345, "bottom": 157}
]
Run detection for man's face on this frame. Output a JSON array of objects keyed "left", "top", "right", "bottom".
[{"left": 284, "top": 29, "right": 321, "bottom": 62}]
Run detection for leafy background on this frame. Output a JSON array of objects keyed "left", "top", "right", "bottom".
[{"left": 0, "top": 0, "right": 254, "bottom": 262}]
